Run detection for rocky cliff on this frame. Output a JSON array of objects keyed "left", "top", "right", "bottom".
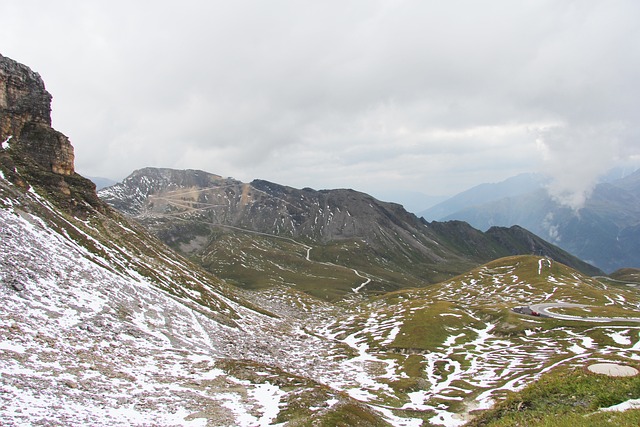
[
  {"left": 0, "top": 53, "right": 74, "bottom": 175},
  {"left": 0, "top": 54, "right": 99, "bottom": 215}
]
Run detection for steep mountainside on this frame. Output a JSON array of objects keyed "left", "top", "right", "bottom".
[
  {"left": 436, "top": 170, "right": 640, "bottom": 272},
  {"left": 99, "top": 168, "right": 601, "bottom": 298},
  {"left": 0, "top": 53, "right": 394, "bottom": 426}
]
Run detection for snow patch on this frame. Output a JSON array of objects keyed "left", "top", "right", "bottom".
[
  {"left": 0, "top": 341, "right": 26, "bottom": 353},
  {"left": 250, "top": 382, "right": 286, "bottom": 426},
  {"left": 600, "top": 398, "right": 640, "bottom": 412},
  {"left": 2, "top": 135, "right": 12, "bottom": 149},
  {"left": 608, "top": 330, "right": 632, "bottom": 346}
]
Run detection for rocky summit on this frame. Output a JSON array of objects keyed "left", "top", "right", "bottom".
[
  {"left": 1, "top": 53, "right": 74, "bottom": 176},
  {"left": 0, "top": 54, "right": 101, "bottom": 216}
]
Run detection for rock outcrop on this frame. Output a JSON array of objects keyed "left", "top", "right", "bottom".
[
  {"left": 0, "top": 53, "right": 101, "bottom": 216},
  {"left": 0, "top": 53, "right": 74, "bottom": 176}
]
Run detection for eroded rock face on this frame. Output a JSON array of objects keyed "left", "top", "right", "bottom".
[{"left": 0, "top": 53, "right": 74, "bottom": 176}]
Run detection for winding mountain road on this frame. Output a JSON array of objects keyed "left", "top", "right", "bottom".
[
  {"left": 524, "top": 303, "right": 640, "bottom": 323},
  {"left": 204, "top": 223, "right": 373, "bottom": 293}
]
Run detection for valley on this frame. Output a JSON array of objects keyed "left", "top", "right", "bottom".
[{"left": 3, "top": 191, "right": 640, "bottom": 426}]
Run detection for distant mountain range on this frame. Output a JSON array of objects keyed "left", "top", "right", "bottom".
[
  {"left": 420, "top": 171, "right": 640, "bottom": 273},
  {"left": 419, "top": 173, "right": 548, "bottom": 221},
  {"left": 98, "top": 167, "right": 602, "bottom": 299}
]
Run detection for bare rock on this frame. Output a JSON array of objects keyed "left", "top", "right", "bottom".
[{"left": 0, "top": 53, "right": 75, "bottom": 176}]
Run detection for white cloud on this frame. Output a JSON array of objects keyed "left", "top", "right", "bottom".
[
  {"left": 1, "top": 0, "right": 639, "bottom": 203},
  {"left": 536, "top": 122, "right": 631, "bottom": 209}
]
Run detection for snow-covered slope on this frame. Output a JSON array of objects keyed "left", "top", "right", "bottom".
[
  {"left": 1, "top": 205, "right": 257, "bottom": 425},
  {"left": 0, "top": 178, "right": 389, "bottom": 426}
]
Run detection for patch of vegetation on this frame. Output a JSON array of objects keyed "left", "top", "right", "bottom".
[
  {"left": 609, "top": 268, "right": 640, "bottom": 284},
  {"left": 308, "top": 402, "right": 393, "bottom": 427},
  {"left": 389, "top": 300, "right": 479, "bottom": 351},
  {"left": 551, "top": 305, "right": 640, "bottom": 319},
  {"left": 214, "top": 359, "right": 392, "bottom": 426},
  {"left": 467, "top": 364, "right": 640, "bottom": 427},
  {"left": 310, "top": 238, "right": 476, "bottom": 292},
  {"left": 192, "top": 232, "right": 387, "bottom": 300}
]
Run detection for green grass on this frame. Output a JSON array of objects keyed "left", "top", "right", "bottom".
[
  {"left": 467, "top": 364, "right": 640, "bottom": 427},
  {"left": 609, "top": 268, "right": 640, "bottom": 284},
  {"left": 307, "top": 402, "right": 393, "bottom": 427},
  {"left": 213, "top": 359, "right": 392, "bottom": 426},
  {"left": 195, "top": 233, "right": 367, "bottom": 300},
  {"left": 551, "top": 305, "right": 640, "bottom": 319},
  {"left": 389, "top": 300, "right": 479, "bottom": 351}
]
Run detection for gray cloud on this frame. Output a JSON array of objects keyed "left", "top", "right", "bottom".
[{"left": 1, "top": 0, "right": 639, "bottom": 206}]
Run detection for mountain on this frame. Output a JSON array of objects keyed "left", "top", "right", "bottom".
[
  {"left": 419, "top": 173, "right": 547, "bottom": 221},
  {"left": 4, "top": 53, "right": 639, "bottom": 427},
  {"left": 435, "top": 171, "right": 640, "bottom": 273},
  {"left": 99, "top": 168, "right": 602, "bottom": 299},
  {"left": 87, "top": 175, "right": 117, "bottom": 190},
  {"left": 0, "top": 53, "right": 395, "bottom": 426}
]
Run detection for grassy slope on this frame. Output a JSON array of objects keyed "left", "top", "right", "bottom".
[
  {"left": 609, "top": 268, "right": 640, "bottom": 284},
  {"left": 161, "top": 219, "right": 466, "bottom": 300},
  {"left": 314, "top": 255, "right": 640, "bottom": 424},
  {"left": 467, "top": 364, "right": 640, "bottom": 427},
  {"left": 382, "top": 256, "right": 640, "bottom": 348}
]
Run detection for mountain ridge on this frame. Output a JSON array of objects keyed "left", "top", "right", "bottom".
[
  {"left": 419, "top": 173, "right": 547, "bottom": 221},
  {"left": 432, "top": 169, "right": 640, "bottom": 272},
  {"left": 99, "top": 167, "right": 603, "bottom": 299}
]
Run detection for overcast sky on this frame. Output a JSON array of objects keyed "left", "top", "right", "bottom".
[{"left": 2, "top": 1, "right": 639, "bottom": 211}]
